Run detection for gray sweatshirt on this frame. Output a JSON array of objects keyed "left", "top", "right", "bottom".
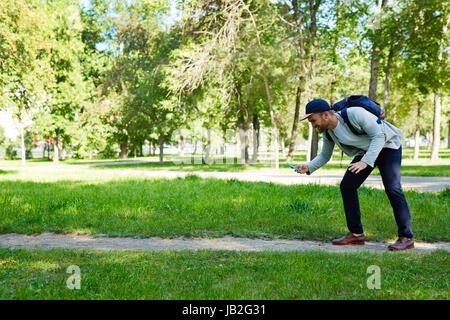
[{"left": 306, "top": 107, "right": 403, "bottom": 174}]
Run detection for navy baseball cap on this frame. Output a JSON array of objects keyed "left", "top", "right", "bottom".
[{"left": 300, "top": 99, "right": 331, "bottom": 121}]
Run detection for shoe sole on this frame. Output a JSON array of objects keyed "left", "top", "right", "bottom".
[
  {"left": 332, "top": 240, "right": 365, "bottom": 246},
  {"left": 388, "top": 243, "right": 415, "bottom": 251}
]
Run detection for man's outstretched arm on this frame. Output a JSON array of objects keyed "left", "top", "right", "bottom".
[{"left": 296, "top": 135, "right": 335, "bottom": 175}]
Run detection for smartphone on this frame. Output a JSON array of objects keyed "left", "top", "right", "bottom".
[{"left": 286, "top": 163, "right": 300, "bottom": 171}]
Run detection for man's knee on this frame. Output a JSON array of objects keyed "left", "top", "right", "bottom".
[
  {"left": 384, "top": 183, "right": 403, "bottom": 197},
  {"left": 340, "top": 179, "right": 357, "bottom": 192}
]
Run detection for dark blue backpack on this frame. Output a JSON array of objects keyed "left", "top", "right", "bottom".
[{"left": 325, "top": 95, "right": 383, "bottom": 141}]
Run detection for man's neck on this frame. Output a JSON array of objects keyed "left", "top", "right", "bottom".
[{"left": 328, "top": 114, "right": 339, "bottom": 130}]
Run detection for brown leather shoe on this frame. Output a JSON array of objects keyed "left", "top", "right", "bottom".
[
  {"left": 332, "top": 232, "right": 365, "bottom": 245},
  {"left": 388, "top": 237, "right": 414, "bottom": 251}
]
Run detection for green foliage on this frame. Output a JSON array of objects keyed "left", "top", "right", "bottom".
[
  {"left": 0, "top": 0, "right": 448, "bottom": 159},
  {"left": 0, "top": 126, "right": 5, "bottom": 146},
  {"left": 5, "top": 145, "right": 17, "bottom": 160}
]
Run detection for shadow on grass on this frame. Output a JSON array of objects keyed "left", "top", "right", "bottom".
[{"left": 0, "top": 169, "right": 18, "bottom": 175}]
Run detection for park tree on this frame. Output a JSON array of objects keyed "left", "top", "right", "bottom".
[
  {"left": 281, "top": 0, "right": 372, "bottom": 162},
  {"left": 0, "top": 125, "right": 5, "bottom": 148},
  {"left": 367, "top": 0, "right": 388, "bottom": 102},
  {"left": 375, "top": 0, "right": 445, "bottom": 127},
  {"left": 398, "top": 1, "right": 449, "bottom": 161},
  {"left": 30, "top": 0, "right": 91, "bottom": 162},
  {"left": 99, "top": 0, "right": 181, "bottom": 161},
  {"left": 67, "top": 0, "right": 116, "bottom": 159},
  {"left": 0, "top": 0, "right": 54, "bottom": 164},
  {"left": 168, "top": 0, "right": 290, "bottom": 167}
]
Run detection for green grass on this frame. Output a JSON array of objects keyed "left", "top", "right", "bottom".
[
  {"left": 0, "top": 169, "right": 448, "bottom": 242},
  {"left": 0, "top": 248, "right": 448, "bottom": 299}
]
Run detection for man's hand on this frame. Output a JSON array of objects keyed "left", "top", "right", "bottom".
[
  {"left": 380, "top": 109, "right": 386, "bottom": 120},
  {"left": 348, "top": 161, "right": 368, "bottom": 174},
  {"left": 295, "top": 164, "right": 309, "bottom": 174}
]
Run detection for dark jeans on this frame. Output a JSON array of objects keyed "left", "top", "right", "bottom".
[{"left": 340, "top": 146, "right": 413, "bottom": 238}]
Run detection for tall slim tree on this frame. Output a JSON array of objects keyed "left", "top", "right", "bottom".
[{"left": 368, "top": 0, "right": 387, "bottom": 101}]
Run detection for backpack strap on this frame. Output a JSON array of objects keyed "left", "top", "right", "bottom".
[
  {"left": 325, "top": 130, "right": 332, "bottom": 142},
  {"left": 324, "top": 129, "right": 343, "bottom": 168},
  {"left": 340, "top": 107, "right": 363, "bottom": 135}
]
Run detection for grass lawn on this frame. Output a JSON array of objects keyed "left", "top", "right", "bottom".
[
  {"left": 0, "top": 248, "right": 448, "bottom": 299},
  {"left": 0, "top": 169, "right": 448, "bottom": 242}
]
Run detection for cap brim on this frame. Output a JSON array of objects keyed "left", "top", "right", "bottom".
[{"left": 299, "top": 113, "right": 312, "bottom": 121}]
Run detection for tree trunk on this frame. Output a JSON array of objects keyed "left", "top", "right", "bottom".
[
  {"left": 20, "top": 125, "right": 25, "bottom": 166},
  {"left": 179, "top": 135, "right": 185, "bottom": 157},
  {"left": 288, "top": 0, "right": 308, "bottom": 163},
  {"left": 329, "top": 0, "right": 340, "bottom": 104},
  {"left": 193, "top": 140, "right": 197, "bottom": 155},
  {"left": 159, "top": 133, "right": 164, "bottom": 164},
  {"left": 430, "top": 89, "right": 441, "bottom": 161},
  {"left": 59, "top": 143, "right": 64, "bottom": 160},
  {"left": 413, "top": 101, "right": 422, "bottom": 161},
  {"left": 291, "top": 0, "right": 307, "bottom": 73},
  {"left": 287, "top": 86, "right": 301, "bottom": 162},
  {"left": 204, "top": 128, "right": 211, "bottom": 164},
  {"left": 52, "top": 137, "right": 60, "bottom": 163},
  {"left": 426, "top": 132, "right": 432, "bottom": 149},
  {"left": 252, "top": 113, "right": 260, "bottom": 163},
  {"left": 119, "top": 143, "right": 128, "bottom": 159},
  {"left": 263, "top": 74, "right": 279, "bottom": 170},
  {"left": 245, "top": 95, "right": 252, "bottom": 164},
  {"left": 368, "top": 0, "right": 388, "bottom": 101},
  {"left": 238, "top": 112, "right": 247, "bottom": 165},
  {"left": 308, "top": 0, "right": 319, "bottom": 79},
  {"left": 307, "top": 123, "right": 313, "bottom": 162},
  {"left": 310, "top": 129, "right": 319, "bottom": 159},
  {"left": 413, "top": 128, "right": 420, "bottom": 161},
  {"left": 430, "top": 17, "right": 447, "bottom": 161},
  {"left": 383, "top": 39, "right": 394, "bottom": 109},
  {"left": 307, "top": 0, "right": 321, "bottom": 161},
  {"left": 448, "top": 119, "right": 450, "bottom": 149}
]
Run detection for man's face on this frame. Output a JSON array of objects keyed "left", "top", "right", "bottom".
[{"left": 308, "top": 112, "right": 329, "bottom": 133}]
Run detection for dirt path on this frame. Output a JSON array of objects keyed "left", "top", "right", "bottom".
[{"left": 0, "top": 233, "right": 448, "bottom": 253}]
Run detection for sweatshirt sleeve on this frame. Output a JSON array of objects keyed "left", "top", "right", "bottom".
[
  {"left": 348, "top": 108, "right": 386, "bottom": 168},
  {"left": 306, "top": 134, "right": 335, "bottom": 174}
]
